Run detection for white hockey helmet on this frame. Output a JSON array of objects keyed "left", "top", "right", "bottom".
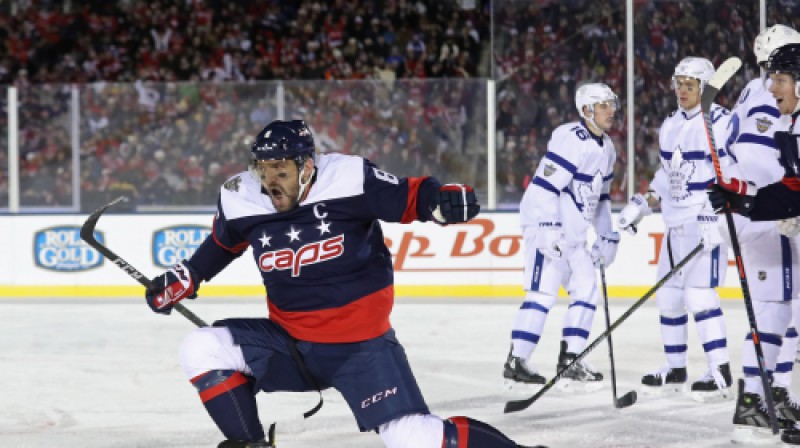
[
  {"left": 754, "top": 24, "right": 800, "bottom": 66},
  {"left": 575, "top": 83, "right": 618, "bottom": 119},
  {"left": 671, "top": 57, "right": 715, "bottom": 92}
]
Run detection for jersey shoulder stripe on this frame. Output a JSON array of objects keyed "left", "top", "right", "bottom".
[
  {"left": 302, "top": 153, "right": 365, "bottom": 204},
  {"left": 219, "top": 171, "right": 274, "bottom": 221}
]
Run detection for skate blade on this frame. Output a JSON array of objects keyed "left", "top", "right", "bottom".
[
  {"left": 555, "top": 379, "right": 604, "bottom": 393},
  {"left": 639, "top": 384, "right": 685, "bottom": 397},
  {"left": 690, "top": 387, "right": 733, "bottom": 403},
  {"left": 731, "top": 425, "right": 778, "bottom": 445}
]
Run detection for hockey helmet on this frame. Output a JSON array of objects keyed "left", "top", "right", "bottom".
[
  {"left": 575, "top": 83, "right": 618, "bottom": 120},
  {"left": 250, "top": 120, "right": 315, "bottom": 165},
  {"left": 765, "top": 43, "right": 800, "bottom": 101},
  {"left": 671, "top": 57, "right": 714, "bottom": 93},
  {"left": 754, "top": 24, "right": 800, "bottom": 67}
]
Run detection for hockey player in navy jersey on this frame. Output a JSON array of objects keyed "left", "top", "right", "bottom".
[
  {"left": 504, "top": 83, "right": 619, "bottom": 390},
  {"left": 618, "top": 57, "right": 732, "bottom": 401},
  {"left": 144, "top": 120, "right": 537, "bottom": 448}
]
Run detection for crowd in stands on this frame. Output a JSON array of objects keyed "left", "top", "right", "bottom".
[
  {"left": 1, "top": 0, "right": 799, "bottom": 211},
  {"left": 1, "top": 0, "right": 490, "bottom": 210},
  {"left": 492, "top": 0, "right": 777, "bottom": 207}
]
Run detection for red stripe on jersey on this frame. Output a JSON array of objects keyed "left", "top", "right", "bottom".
[
  {"left": 401, "top": 176, "right": 428, "bottom": 223},
  {"left": 268, "top": 285, "right": 393, "bottom": 343},
  {"left": 191, "top": 371, "right": 249, "bottom": 403},
  {"left": 212, "top": 215, "right": 250, "bottom": 253},
  {"left": 782, "top": 176, "right": 800, "bottom": 191},
  {"left": 448, "top": 416, "right": 470, "bottom": 448}
]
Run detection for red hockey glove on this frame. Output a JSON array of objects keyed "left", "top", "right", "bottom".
[
  {"left": 146, "top": 260, "right": 200, "bottom": 315},
  {"left": 431, "top": 184, "right": 480, "bottom": 224},
  {"left": 707, "top": 177, "right": 756, "bottom": 215}
]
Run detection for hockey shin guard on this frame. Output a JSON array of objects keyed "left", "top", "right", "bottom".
[{"left": 192, "top": 370, "right": 265, "bottom": 442}]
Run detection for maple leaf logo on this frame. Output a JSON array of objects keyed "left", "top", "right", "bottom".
[
  {"left": 577, "top": 172, "right": 604, "bottom": 221},
  {"left": 666, "top": 146, "right": 695, "bottom": 201}
]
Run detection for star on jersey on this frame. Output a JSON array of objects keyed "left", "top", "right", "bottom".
[
  {"left": 287, "top": 225, "right": 302, "bottom": 242},
  {"left": 259, "top": 232, "right": 272, "bottom": 247},
  {"left": 316, "top": 220, "right": 332, "bottom": 235}
]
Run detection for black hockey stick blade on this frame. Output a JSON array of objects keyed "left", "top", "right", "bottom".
[
  {"left": 504, "top": 243, "right": 703, "bottom": 414},
  {"left": 80, "top": 196, "right": 208, "bottom": 328},
  {"left": 615, "top": 390, "right": 637, "bottom": 408},
  {"left": 700, "top": 57, "right": 742, "bottom": 111}
]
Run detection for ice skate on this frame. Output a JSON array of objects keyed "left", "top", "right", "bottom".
[
  {"left": 774, "top": 386, "right": 800, "bottom": 422},
  {"left": 218, "top": 440, "right": 274, "bottom": 448},
  {"left": 783, "top": 424, "right": 800, "bottom": 445},
  {"left": 731, "top": 379, "right": 792, "bottom": 445},
  {"left": 555, "top": 341, "right": 604, "bottom": 393},
  {"left": 690, "top": 362, "right": 732, "bottom": 402},
  {"left": 503, "top": 350, "right": 545, "bottom": 391},
  {"left": 639, "top": 365, "right": 687, "bottom": 396}
]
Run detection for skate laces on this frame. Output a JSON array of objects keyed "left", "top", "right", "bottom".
[
  {"left": 784, "top": 388, "right": 800, "bottom": 410},
  {"left": 649, "top": 365, "right": 673, "bottom": 380},
  {"left": 697, "top": 366, "right": 727, "bottom": 389},
  {"left": 573, "top": 358, "right": 599, "bottom": 374}
]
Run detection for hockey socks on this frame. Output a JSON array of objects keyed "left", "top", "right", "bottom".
[
  {"left": 192, "top": 370, "right": 265, "bottom": 443},
  {"left": 442, "top": 416, "right": 543, "bottom": 448}
]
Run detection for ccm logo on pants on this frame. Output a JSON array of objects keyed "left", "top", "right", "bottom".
[{"left": 362, "top": 387, "right": 398, "bottom": 408}]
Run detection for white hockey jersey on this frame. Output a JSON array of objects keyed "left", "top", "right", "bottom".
[
  {"left": 726, "top": 78, "right": 792, "bottom": 186},
  {"left": 520, "top": 120, "right": 615, "bottom": 244},
  {"left": 651, "top": 104, "right": 730, "bottom": 228}
]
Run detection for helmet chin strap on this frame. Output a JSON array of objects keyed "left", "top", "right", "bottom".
[
  {"left": 794, "top": 82, "right": 800, "bottom": 114},
  {"left": 584, "top": 108, "right": 603, "bottom": 136},
  {"left": 297, "top": 166, "right": 316, "bottom": 202}
]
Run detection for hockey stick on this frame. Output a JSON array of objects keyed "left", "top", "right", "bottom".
[
  {"left": 701, "top": 57, "right": 779, "bottom": 434},
  {"left": 504, "top": 243, "right": 703, "bottom": 413},
  {"left": 599, "top": 262, "right": 637, "bottom": 408},
  {"left": 80, "top": 196, "right": 208, "bottom": 328}
]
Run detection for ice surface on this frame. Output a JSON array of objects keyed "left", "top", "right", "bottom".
[{"left": 0, "top": 297, "right": 791, "bottom": 447}]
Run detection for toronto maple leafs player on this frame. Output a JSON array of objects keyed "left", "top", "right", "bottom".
[
  {"left": 617, "top": 57, "right": 732, "bottom": 401},
  {"left": 143, "top": 120, "right": 537, "bottom": 448},
  {"left": 720, "top": 26, "right": 800, "bottom": 443},
  {"left": 504, "top": 83, "right": 619, "bottom": 389}
]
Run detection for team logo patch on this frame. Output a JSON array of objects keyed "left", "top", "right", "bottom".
[
  {"left": 258, "top": 234, "right": 345, "bottom": 277},
  {"left": 758, "top": 271, "right": 767, "bottom": 281},
  {"left": 34, "top": 226, "right": 103, "bottom": 271},
  {"left": 224, "top": 176, "right": 242, "bottom": 191},
  {"left": 667, "top": 146, "right": 694, "bottom": 202},
  {"left": 152, "top": 226, "right": 212, "bottom": 268},
  {"left": 756, "top": 117, "right": 773, "bottom": 133},
  {"left": 543, "top": 163, "right": 556, "bottom": 177}
]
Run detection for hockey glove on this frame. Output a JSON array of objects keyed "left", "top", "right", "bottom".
[
  {"left": 617, "top": 193, "right": 652, "bottom": 235},
  {"left": 698, "top": 214, "right": 724, "bottom": 253},
  {"left": 431, "top": 184, "right": 480, "bottom": 225},
  {"left": 536, "top": 222, "right": 566, "bottom": 260},
  {"left": 590, "top": 231, "right": 621, "bottom": 267},
  {"left": 707, "top": 177, "right": 756, "bottom": 216},
  {"left": 778, "top": 217, "right": 800, "bottom": 238},
  {"left": 146, "top": 260, "right": 200, "bottom": 315}
]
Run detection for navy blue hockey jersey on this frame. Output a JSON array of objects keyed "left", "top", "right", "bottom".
[{"left": 205, "top": 153, "right": 437, "bottom": 342}]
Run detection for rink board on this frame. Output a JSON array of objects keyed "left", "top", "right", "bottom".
[{"left": 0, "top": 212, "right": 746, "bottom": 298}]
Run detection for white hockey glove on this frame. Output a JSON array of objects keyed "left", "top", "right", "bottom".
[
  {"left": 617, "top": 194, "right": 653, "bottom": 235},
  {"left": 536, "top": 222, "right": 566, "bottom": 260},
  {"left": 591, "top": 231, "right": 621, "bottom": 267},
  {"left": 698, "top": 214, "right": 723, "bottom": 253},
  {"left": 777, "top": 217, "right": 800, "bottom": 238}
]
